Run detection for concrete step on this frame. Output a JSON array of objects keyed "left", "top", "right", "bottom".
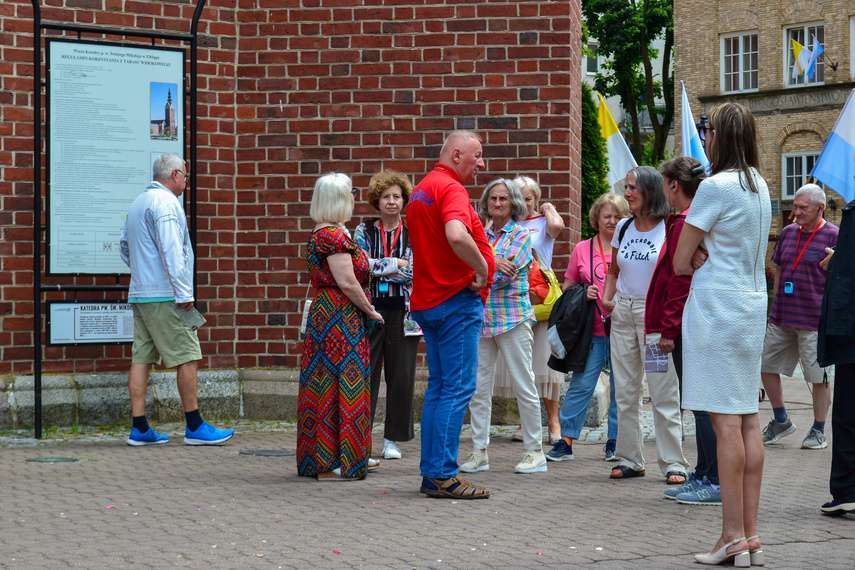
[{"left": 0, "top": 368, "right": 611, "bottom": 431}]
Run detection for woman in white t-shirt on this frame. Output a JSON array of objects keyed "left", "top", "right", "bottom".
[
  {"left": 601, "top": 166, "right": 689, "bottom": 483},
  {"left": 493, "top": 176, "right": 566, "bottom": 444}
]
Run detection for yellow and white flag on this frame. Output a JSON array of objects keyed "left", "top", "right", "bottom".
[
  {"left": 791, "top": 38, "right": 813, "bottom": 79},
  {"left": 597, "top": 93, "right": 637, "bottom": 187}
]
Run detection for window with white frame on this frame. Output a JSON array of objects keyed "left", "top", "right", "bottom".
[
  {"left": 784, "top": 23, "right": 825, "bottom": 86},
  {"left": 782, "top": 152, "right": 821, "bottom": 199},
  {"left": 586, "top": 43, "right": 600, "bottom": 75},
  {"left": 721, "top": 32, "right": 759, "bottom": 93},
  {"left": 851, "top": 18, "right": 855, "bottom": 81}
]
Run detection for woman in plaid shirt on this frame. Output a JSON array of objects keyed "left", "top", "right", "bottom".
[{"left": 460, "top": 178, "right": 547, "bottom": 475}]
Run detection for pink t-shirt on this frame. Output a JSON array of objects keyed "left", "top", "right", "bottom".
[{"left": 564, "top": 237, "right": 612, "bottom": 337}]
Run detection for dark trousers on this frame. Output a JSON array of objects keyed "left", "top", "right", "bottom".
[
  {"left": 369, "top": 308, "right": 420, "bottom": 442},
  {"left": 831, "top": 362, "right": 855, "bottom": 502},
  {"left": 674, "top": 336, "right": 719, "bottom": 484}
]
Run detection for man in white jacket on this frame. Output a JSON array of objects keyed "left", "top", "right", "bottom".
[{"left": 120, "top": 152, "right": 233, "bottom": 446}]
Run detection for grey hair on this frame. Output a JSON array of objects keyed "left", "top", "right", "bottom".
[
  {"left": 513, "top": 175, "right": 541, "bottom": 202},
  {"left": 628, "top": 165, "right": 670, "bottom": 219},
  {"left": 440, "top": 130, "right": 482, "bottom": 156},
  {"left": 478, "top": 178, "right": 528, "bottom": 222},
  {"left": 152, "top": 152, "right": 185, "bottom": 182},
  {"left": 795, "top": 183, "right": 826, "bottom": 206}
]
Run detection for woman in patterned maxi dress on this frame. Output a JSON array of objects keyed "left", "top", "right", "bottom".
[{"left": 298, "top": 173, "right": 384, "bottom": 480}]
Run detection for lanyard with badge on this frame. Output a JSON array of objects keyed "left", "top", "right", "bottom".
[
  {"left": 378, "top": 221, "right": 402, "bottom": 294},
  {"left": 784, "top": 219, "right": 825, "bottom": 294}
]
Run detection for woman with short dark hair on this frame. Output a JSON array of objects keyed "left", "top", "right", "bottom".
[{"left": 602, "top": 165, "right": 689, "bottom": 483}]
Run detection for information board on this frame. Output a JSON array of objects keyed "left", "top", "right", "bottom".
[
  {"left": 47, "top": 301, "right": 134, "bottom": 345},
  {"left": 46, "top": 39, "right": 185, "bottom": 275}
]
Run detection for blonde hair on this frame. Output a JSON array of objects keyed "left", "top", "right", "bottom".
[
  {"left": 309, "top": 173, "right": 353, "bottom": 224},
  {"left": 513, "top": 175, "right": 541, "bottom": 202},
  {"left": 589, "top": 193, "right": 630, "bottom": 231}
]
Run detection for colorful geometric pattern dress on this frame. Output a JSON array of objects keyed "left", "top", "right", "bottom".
[{"left": 298, "top": 226, "right": 372, "bottom": 479}]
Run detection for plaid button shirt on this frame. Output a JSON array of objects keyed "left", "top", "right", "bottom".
[{"left": 482, "top": 219, "right": 535, "bottom": 337}]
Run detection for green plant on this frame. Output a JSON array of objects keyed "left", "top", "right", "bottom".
[{"left": 580, "top": 83, "right": 611, "bottom": 240}]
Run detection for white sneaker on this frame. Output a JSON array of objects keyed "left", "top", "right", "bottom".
[
  {"left": 460, "top": 449, "right": 489, "bottom": 473},
  {"left": 367, "top": 458, "right": 380, "bottom": 472},
  {"left": 382, "top": 440, "right": 402, "bottom": 459},
  {"left": 515, "top": 450, "right": 547, "bottom": 474}
]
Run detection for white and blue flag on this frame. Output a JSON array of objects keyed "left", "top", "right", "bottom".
[
  {"left": 810, "top": 88, "right": 855, "bottom": 203},
  {"left": 680, "top": 81, "right": 710, "bottom": 172}
]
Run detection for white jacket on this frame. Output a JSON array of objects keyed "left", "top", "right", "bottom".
[{"left": 120, "top": 182, "right": 194, "bottom": 302}]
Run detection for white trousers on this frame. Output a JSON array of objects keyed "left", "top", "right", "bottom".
[
  {"left": 610, "top": 292, "right": 688, "bottom": 475},
  {"left": 470, "top": 321, "right": 543, "bottom": 452}
]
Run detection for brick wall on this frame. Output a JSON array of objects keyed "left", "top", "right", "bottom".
[{"left": 1, "top": 0, "right": 579, "bottom": 376}]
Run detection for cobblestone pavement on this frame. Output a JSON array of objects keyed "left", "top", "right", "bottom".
[{"left": 1, "top": 374, "right": 852, "bottom": 569}]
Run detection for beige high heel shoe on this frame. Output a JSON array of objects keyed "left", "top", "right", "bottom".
[
  {"left": 746, "top": 535, "right": 764, "bottom": 566},
  {"left": 694, "top": 537, "right": 750, "bottom": 567}
]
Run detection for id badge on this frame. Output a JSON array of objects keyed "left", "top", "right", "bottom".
[
  {"left": 378, "top": 281, "right": 389, "bottom": 294},
  {"left": 783, "top": 281, "right": 794, "bottom": 295}
]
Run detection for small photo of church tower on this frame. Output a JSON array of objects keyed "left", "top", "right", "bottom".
[{"left": 150, "top": 82, "right": 179, "bottom": 140}]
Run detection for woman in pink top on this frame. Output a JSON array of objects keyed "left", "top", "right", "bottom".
[{"left": 544, "top": 193, "right": 628, "bottom": 462}]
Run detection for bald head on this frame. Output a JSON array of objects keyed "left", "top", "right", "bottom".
[{"left": 438, "top": 130, "right": 485, "bottom": 184}]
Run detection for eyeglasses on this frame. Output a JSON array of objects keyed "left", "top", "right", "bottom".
[
  {"left": 175, "top": 169, "right": 189, "bottom": 180},
  {"left": 351, "top": 188, "right": 358, "bottom": 195}
]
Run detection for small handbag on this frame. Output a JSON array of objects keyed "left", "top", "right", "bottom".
[{"left": 532, "top": 250, "right": 562, "bottom": 322}]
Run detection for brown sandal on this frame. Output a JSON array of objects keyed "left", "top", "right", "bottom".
[{"left": 421, "top": 477, "right": 490, "bottom": 499}]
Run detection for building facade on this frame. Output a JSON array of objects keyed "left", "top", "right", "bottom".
[{"left": 675, "top": 0, "right": 854, "bottom": 242}]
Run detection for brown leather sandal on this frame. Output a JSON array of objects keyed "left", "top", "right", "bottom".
[{"left": 420, "top": 477, "right": 490, "bottom": 499}]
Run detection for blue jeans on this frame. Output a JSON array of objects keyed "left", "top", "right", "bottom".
[
  {"left": 558, "top": 336, "right": 618, "bottom": 441},
  {"left": 672, "top": 336, "right": 718, "bottom": 484},
  {"left": 412, "top": 288, "right": 483, "bottom": 479}
]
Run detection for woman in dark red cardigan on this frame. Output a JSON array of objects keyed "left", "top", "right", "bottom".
[{"left": 645, "top": 157, "right": 720, "bottom": 505}]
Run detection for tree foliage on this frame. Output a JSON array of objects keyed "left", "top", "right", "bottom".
[
  {"left": 580, "top": 83, "right": 611, "bottom": 241},
  {"left": 582, "top": 0, "right": 673, "bottom": 165}
]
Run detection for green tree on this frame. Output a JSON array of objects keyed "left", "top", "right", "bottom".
[
  {"left": 583, "top": 0, "right": 673, "bottom": 165},
  {"left": 580, "top": 83, "right": 610, "bottom": 240}
]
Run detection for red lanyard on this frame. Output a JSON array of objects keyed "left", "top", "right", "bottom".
[
  {"left": 490, "top": 230, "right": 503, "bottom": 250},
  {"left": 380, "top": 220, "right": 403, "bottom": 258},
  {"left": 792, "top": 219, "right": 825, "bottom": 272},
  {"left": 596, "top": 235, "right": 609, "bottom": 280}
]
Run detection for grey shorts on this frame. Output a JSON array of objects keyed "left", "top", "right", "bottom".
[
  {"left": 761, "top": 323, "right": 827, "bottom": 383},
  {"left": 131, "top": 302, "right": 201, "bottom": 369}
]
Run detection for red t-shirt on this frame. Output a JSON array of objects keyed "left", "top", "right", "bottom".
[{"left": 407, "top": 164, "right": 495, "bottom": 310}]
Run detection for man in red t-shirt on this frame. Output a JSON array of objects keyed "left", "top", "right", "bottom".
[{"left": 407, "top": 130, "right": 495, "bottom": 500}]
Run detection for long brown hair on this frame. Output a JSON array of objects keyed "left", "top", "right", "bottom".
[{"left": 707, "top": 102, "right": 761, "bottom": 193}]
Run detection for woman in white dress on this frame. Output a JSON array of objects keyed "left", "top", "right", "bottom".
[
  {"left": 674, "top": 102, "right": 771, "bottom": 567},
  {"left": 494, "top": 176, "right": 566, "bottom": 443}
]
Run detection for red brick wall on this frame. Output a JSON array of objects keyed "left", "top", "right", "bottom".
[{"left": 0, "top": 0, "right": 579, "bottom": 375}]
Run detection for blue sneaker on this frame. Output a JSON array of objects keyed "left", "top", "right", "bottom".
[
  {"left": 663, "top": 473, "right": 704, "bottom": 499},
  {"left": 603, "top": 438, "right": 617, "bottom": 461},
  {"left": 127, "top": 427, "right": 169, "bottom": 446},
  {"left": 677, "top": 480, "right": 722, "bottom": 506},
  {"left": 184, "top": 421, "right": 234, "bottom": 445},
  {"left": 545, "top": 439, "right": 574, "bottom": 461}
]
